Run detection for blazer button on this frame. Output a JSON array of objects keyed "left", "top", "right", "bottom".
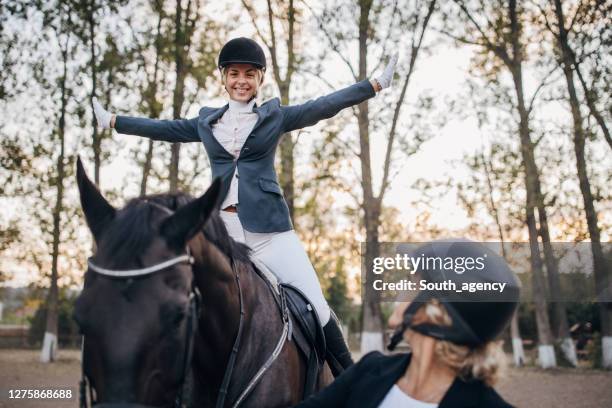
[{"left": 236, "top": 173, "right": 240, "bottom": 179}]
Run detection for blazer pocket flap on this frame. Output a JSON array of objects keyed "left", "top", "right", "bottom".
[{"left": 258, "top": 178, "right": 282, "bottom": 195}]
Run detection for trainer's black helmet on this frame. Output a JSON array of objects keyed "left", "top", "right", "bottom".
[
  {"left": 218, "top": 37, "right": 266, "bottom": 70},
  {"left": 388, "top": 239, "right": 520, "bottom": 350}
]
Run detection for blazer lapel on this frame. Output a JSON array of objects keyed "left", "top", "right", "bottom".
[
  {"left": 439, "top": 377, "right": 480, "bottom": 408},
  {"left": 238, "top": 102, "right": 267, "bottom": 154},
  {"left": 250, "top": 103, "right": 267, "bottom": 134},
  {"left": 200, "top": 104, "right": 233, "bottom": 158},
  {"left": 204, "top": 104, "right": 229, "bottom": 126},
  {"left": 200, "top": 102, "right": 266, "bottom": 158}
]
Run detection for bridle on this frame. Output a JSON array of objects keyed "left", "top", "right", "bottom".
[
  {"left": 79, "top": 201, "right": 199, "bottom": 408},
  {"left": 79, "top": 203, "right": 289, "bottom": 408},
  {"left": 80, "top": 247, "right": 199, "bottom": 408}
]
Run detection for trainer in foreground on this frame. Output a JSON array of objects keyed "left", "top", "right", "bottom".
[{"left": 294, "top": 239, "right": 519, "bottom": 408}]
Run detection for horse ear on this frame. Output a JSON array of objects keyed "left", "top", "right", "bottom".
[
  {"left": 76, "top": 156, "right": 116, "bottom": 241},
  {"left": 160, "top": 178, "right": 223, "bottom": 248}
]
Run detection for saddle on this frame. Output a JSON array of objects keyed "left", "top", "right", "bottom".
[
  {"left": 281, "top": 284, "right": 327, "bottom": 399},
  {"left": 247, "top": 260, "right": 328, "bottom": 400}
]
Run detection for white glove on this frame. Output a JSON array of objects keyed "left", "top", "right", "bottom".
[
  {"left": 93, "top": 97, "right": 113, "bottom": 129},
  {"left": 376, "top": 54, "right": 398, "bottom": 90}
]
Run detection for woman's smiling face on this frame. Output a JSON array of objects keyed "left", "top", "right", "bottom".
[{"left": 224, "top": 63, "right": 262, "bottom": 102}]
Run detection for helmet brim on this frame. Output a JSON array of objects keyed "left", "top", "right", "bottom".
[{"left": 219, "top": 60, "right": 265, "bottom": 70}]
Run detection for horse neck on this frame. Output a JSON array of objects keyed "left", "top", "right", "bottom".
[
  {"left": 192, "top": 233, "right": 238, "bottom": 313},
  {"left": 189, "top": 234, "right": 247, "bottom": 403}
]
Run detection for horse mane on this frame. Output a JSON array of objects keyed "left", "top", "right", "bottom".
[{"left": 96, "top": 192, "right": 251, "bottom": 267}]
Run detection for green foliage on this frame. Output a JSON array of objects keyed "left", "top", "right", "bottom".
[
  {"left": 565, "top": 301, "right": 600, "bottom": 333},
  {"left": 587, "top": 332, "right": 603, "bottom": 369},
  {"left": 326, "top": 257, "right": 350, "bottom": 320}
]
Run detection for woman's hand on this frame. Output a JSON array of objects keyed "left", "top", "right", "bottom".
[
  {"left": 373, "top": 54, "right": 399, "bottom": 92},
  {"left": 93, "top": 97, "right": 115, "bottom": 129}
]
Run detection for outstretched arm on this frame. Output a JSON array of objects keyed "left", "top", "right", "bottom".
[
  {"left": 281, "top": 54, "right": 398, "bottom": 133},
  {"left": 93, "top": 98, "right": 200, "bottom": 143}
]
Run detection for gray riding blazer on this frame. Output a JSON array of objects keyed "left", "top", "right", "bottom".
[{"left": 116, "top": 79, "right": 376, "bottom": 233}]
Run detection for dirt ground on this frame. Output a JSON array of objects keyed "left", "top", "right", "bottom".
[{"left": 1, "top": 349, "right": 611, "bottom": 407}]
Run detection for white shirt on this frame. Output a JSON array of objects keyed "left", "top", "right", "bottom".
[
  {"left": 211, "top": 99, "right": 258, "bottom": 209},
  {"left": 378, "top": 385, "right": 439, "bottom": 408}
]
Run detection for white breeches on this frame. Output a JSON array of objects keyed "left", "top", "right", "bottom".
[{"left": 219, "top": 211, "right": 331, "bottom": 325}]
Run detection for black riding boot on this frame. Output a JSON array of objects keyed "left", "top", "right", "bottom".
[{"left": 323, "top": 313, "right": 354, "bottom": 377}]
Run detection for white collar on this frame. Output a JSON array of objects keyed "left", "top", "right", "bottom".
[{"left": 228, "top": 99, "right": 256, "bottom": 114}]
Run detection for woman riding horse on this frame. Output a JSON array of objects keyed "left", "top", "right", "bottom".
[
  {"left": 76, "top": 165, "right": 327, "bottom": 406},
  {"left": 93, "top": 37, "right": 397, "bottom": 374}
]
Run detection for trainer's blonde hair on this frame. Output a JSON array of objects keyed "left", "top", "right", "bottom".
[{"left": 415, "top": 299, "right": 507, "bottom": 386}]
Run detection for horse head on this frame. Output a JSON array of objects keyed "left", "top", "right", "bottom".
[{"left": 73, "top": 157, "right": 221, "bottom": 407}]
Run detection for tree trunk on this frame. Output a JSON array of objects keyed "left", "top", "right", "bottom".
[
  {"left": 140, "top": 6, "right": 164, "bottom": 196},
  {"left": 279, "top": 89, "right": 295, "bottom": 220},
  {"left": 251, "top": 0, "right": 298, "bottom": 220},
  {"left": 525, "top": 187, "right": 556, "bottom": 368},
  {"left": 88, "top": 0, "right": 100, "bottom": 185},
  {"left": 574, "top": 64, "right": 612, "bottom": 150},
  {"left": 481, "top": 151, "right": 526, "bottom": 366},
  {"left": 536, "top": 189, "right": 575, "bottom": 365},
  {"left": 41, "top": 43, "right": 68, "bottom": 363},
  {"left": 355, "top": 0, "right": 384, "bottom": 354},
  {"left": 553, "top": 0, "right": 612, "bottom": 368},
  {"left": 140, "top": 140, "right": 154, "bottom": 197},
  {"left": 169, "top": 0, "right": 186, "bottom": 192},
  {"left": 510, "top": 313, "right": 525, "bottom": 366},
  {"left": 506, "top": 0, "right": 556, "bottom": 368},
  {"left": 279, "top": 0, "right": 296, "bottom": 221}
]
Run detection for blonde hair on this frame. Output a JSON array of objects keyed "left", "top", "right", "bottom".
[
  {"left": 221, "top": 66, "right": 265, "bottom": 86},
  {"left": 416, "top": 299, "right": 507, "bottom": 386}
]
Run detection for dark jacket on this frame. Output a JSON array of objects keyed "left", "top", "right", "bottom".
[
  {"left": 294, "top": 352, "right": 513, "bottom": 408},
  {"left": 115, "top": 80, "right": 376, "bottom": 233}
]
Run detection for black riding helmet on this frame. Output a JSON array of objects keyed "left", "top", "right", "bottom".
[
  {"left": 388, "top": 239, "right": 521, "bottom": 350},
  {"left": 218, "top": 37, "right": 266, "bottom": 70}
]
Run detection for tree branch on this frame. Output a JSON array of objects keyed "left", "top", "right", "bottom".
[
  {"left": 302, "top": 0, "right": 358, "bottom": 81},
  {"left": 241, "top": 0, "right": 272, "bottom": 50},
  {"left": 527, "top": 64, "right": 560, "bottom": 116},
  {"left": 265, "top": 0, "right": 282, "bottom": 86},
  {"left": 379, "top": 0, "right": 436, "bottom": 200},
  {"left": 452, "top": 0, "right": 511, "bottom": 66}
]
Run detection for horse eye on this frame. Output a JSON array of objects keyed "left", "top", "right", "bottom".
[
  {"left": 161, "top": 303, "right": 187, "bottom": 330},
  {"left": 164, "top": 275, "right": 187, "bottom": 292}
]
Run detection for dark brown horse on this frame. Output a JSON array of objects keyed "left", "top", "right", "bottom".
[{"left": 73, "top": 158, "right": 332, "bottom": 407}]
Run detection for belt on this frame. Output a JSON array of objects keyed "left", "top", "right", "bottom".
[{"left": 222, "top": 205, "right": 238, "bottom": 213}]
